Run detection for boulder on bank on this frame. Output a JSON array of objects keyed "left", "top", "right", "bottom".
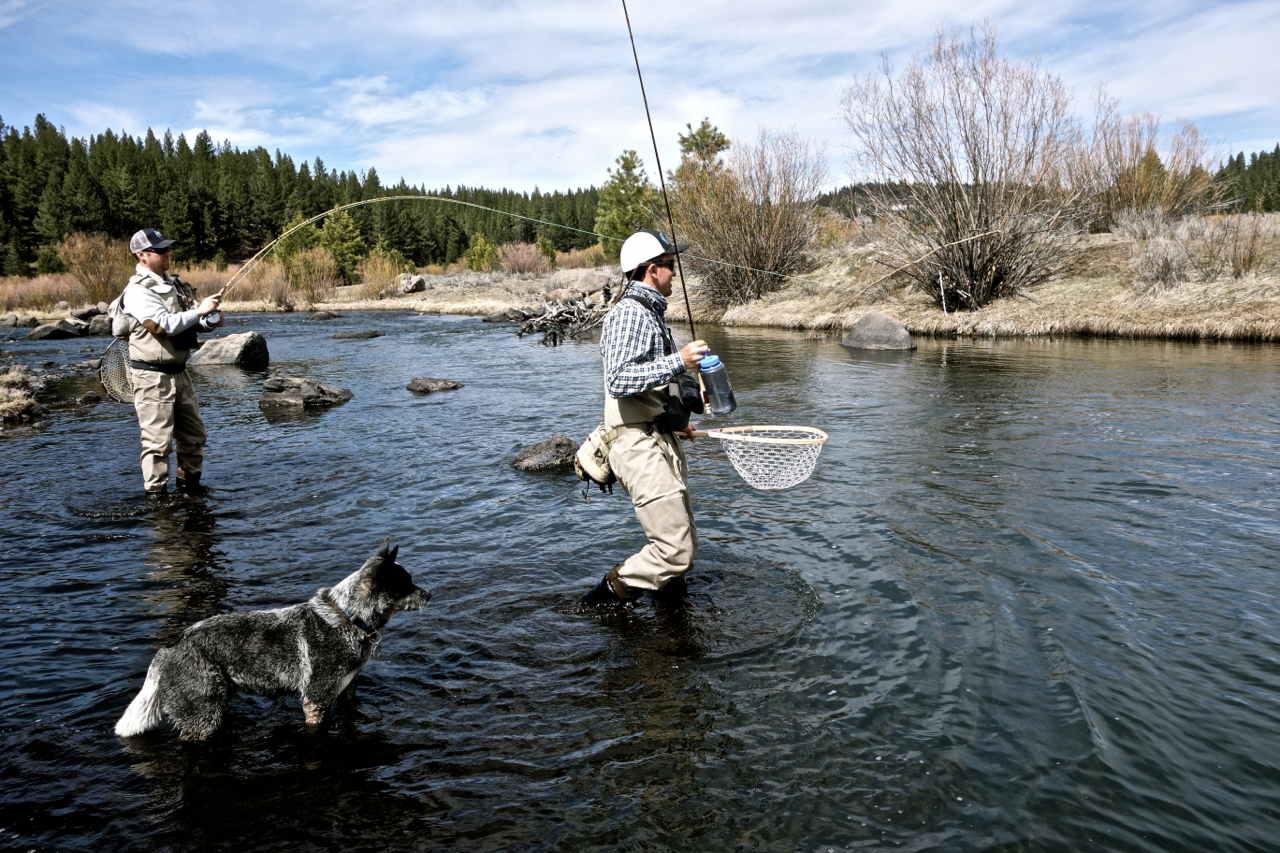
[
  {"left": 0, "top": 313, "right": 16, "bottom": 328},
  {"left": 512, "top": 433, "right": 579, "bottom": 472},
  {"left": 16, "top": 317, "right": 39, "bottom": 328},
  {"left": 27, "top": 318, "right": 86, "bottom": 340},
  {"left": 397, "top": 273, "right": 427, "bottom": 294},
  {"left": 188, "top": 331, "right": 270, "bottom": 369},
  {"left": 333, "top": 330, "right": 384, "bottom": 340},
  {"left": 308, "top": 311, "right": 343, "bottom": 321},
  {"left": 259, "top": 377, "right": 352, "bottom": 409},
  {"left": 70, "top": 305, "right": 103, "bottom": 321},
  {"left": 407, "top": 377, "right": 463, "bottom": 394},
  {"left": 86, "top": 315, "right": 112, "bottom": 336},
  {"left": 544, "top": 288, "right": 584, "bottom": 304},
  {"left": 840, "top": 311, "right": 916, "bottom": 351}
]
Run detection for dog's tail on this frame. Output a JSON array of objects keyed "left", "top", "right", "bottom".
[{"left": 114, "top": 651, "right": 167, "bottom": 737}]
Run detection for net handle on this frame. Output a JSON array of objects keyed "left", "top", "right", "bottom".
[{"left": 692, "top": 426, "right": 829, "bottom": 446}]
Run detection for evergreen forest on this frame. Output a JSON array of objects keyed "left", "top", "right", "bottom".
[
  {"left": 0, "top": 114, "right": 600, "bottom": 276},
  {"left": 1217, "top": 146, "right": 1280, "bottom": 213}
]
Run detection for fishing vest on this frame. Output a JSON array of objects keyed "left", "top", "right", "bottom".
[
  {"left": 125, "top": 271, "right": 199, "bottom": 366},
  {"left": 602, "top": 292, "right": 703, "bottom": 432}
]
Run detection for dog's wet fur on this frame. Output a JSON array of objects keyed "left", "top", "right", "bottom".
[{"left": 116, "top": 542, "right": 430, "bottom": 741}]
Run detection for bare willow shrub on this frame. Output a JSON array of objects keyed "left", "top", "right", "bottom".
[
  {"left": 58, "top": 233, "right": 135, "bottom": 305},
  {"left": 354, "top": 253, "right": 404, "bottom": 300},
  {"left": 673, "top": 128, "right": 825, "bottom": 305},
  {"left": 237, "top": 259, "right": 294, "bottom": 310},
  {"left": 290, "top": 247, "right": 341, "bottom": 305},
  {"left": 557, "top": 244, "right": 607, "bottom": 269},
  {"left": 1087, "top": 95, "right": 1217, "bottom": 229},
  {"left": 840, "top": 23, "right": 1086, "bottom": 310},
  {"left": 498, "top": 242, "right": 552, "bottom": 275}
]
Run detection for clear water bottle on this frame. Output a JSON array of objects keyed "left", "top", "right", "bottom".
[{"left": 699, "top": 354, "right": 737, "bottom": 416}]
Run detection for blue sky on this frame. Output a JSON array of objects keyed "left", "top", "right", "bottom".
[{"left": 1, "top": 0, "right": 1276, "bottom": 191}]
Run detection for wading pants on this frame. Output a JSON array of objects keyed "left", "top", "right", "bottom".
[
  {"left": 609, "top": 426, "right": 698, "bottom": 591},
  {"left": 131, "top": 367, "right": 207, "bottom": 492}
]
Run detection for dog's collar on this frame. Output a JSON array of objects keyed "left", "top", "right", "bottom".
[
  {"left": 320, "top": 591, "right": 382, "bottom": 655},
  {"left": 343, "top": 607, "right": 377, "bottom": 637}
]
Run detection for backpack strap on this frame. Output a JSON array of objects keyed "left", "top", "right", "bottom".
[{"left": 623, "top": 292, "right": 676, "bottom": 356}]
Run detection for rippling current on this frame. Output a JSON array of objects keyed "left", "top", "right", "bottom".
[{"left": 1, "top": 311, "right": 1278, "bottom": 852}]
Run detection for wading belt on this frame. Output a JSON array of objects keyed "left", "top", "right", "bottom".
[{"left": 129, "top": 360, "right": 187, "bottom": 374}]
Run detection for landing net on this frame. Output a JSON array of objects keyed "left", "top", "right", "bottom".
[
  {"left": 99, "top": 340, "right": 134, "bottom": 403},
  {"left": 703, "top": 425, "right": 829, "bottom": 490}
]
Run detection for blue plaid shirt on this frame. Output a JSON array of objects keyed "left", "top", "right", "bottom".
[{"left": 600, "top": 283, "right": 686, "bottom": 398}]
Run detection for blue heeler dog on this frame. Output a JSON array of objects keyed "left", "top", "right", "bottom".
[{"left": 115, "top": 542, "right": 431, "bottom": 741}]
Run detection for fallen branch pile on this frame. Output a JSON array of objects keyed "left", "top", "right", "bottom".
[{"left": 516, "top": 300, "right": 607, "bottom": 346}]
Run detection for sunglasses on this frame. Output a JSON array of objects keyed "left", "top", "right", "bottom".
[
  {"left": 145, "top": 247, "right": 171, "bottom": 255},
  {"left": 651, "top": 259, "right": 675, "bottom": 271}
]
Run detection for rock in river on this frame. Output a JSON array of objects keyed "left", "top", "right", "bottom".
[
  {"left": 512, "top": 433, "right": 579, "bottom": 472},
  {"left": 407, "top": 377, "right": 463, "bottom": 394},
  {"left": 840, "top": 311, "right": 916, "bottom": 351},
  {"left": 333, "top": 330, "right": 384, "bottom": 340},
  {"left": 27, "top": 319, "right": 86, "bottom": 340},
  {"left": 308, "top": 311, "right": 343, "bottom": 321},
  {"left": 188, "top": 331, "right": 270, "bottom": 369},
  {"left": 259, "top": 377, "right": 352, "bottom": 409}
]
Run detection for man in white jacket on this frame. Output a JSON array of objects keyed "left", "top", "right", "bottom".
[{"left": 121, "top": 229, "right": 223, "bottom": 495}]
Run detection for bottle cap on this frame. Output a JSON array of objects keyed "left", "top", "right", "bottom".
[{"left": 700, "top": 354, "right": 721, "bottom": 370}]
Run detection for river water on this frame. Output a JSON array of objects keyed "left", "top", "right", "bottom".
[{"left": 1, "top": 311, "right": 1278, "bottom": 852}]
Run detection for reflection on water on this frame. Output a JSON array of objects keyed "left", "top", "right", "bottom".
[{"left": 2, "top": 312, "right": 1279, "bottom": 851}]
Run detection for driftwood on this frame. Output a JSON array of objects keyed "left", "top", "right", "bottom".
[{"left": 516, "top": 300, "right": 606, "bottom": 346}]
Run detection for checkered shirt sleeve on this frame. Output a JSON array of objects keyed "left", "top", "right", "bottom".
[{"left": 600, "top": 298, "right": 685, "bottom": 398}]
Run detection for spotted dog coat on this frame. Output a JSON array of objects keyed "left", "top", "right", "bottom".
[{"left": 115, "top": 542, "right": 431, "bottom": 741}]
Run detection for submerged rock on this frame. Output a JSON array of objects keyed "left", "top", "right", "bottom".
[
  {"left": 841, "top": 311, "right": 916, "bottom": 351},
  {"left": 512, "top": 433, "right": 579, "bottom": 472},
  {"left": 188, "top": 331, "right": 270, "bottom": 369},
  {"left": 77, "top": 391, "right": 102, "bottom": 406},
  {"left": 407, "top": 377, "right": 463, "bottom": 394},
  {"left": 259, "top": 377, "right": 352, "bottom": 409},
  {"left": 482, "top": 308, "right": 527, "bottom": 323},
  {"left": 308, "top": 311, "right": 343, "bottom": 321},
  {"left": 333, "top": 330, "right": 384, "bottom": 340}
]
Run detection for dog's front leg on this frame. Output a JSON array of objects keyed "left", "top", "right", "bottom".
[{"left": 302, "top": 698, "right": 327, "bottom": 727}]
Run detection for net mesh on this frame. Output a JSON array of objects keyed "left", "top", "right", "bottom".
[
  {"left": 99, "top": 340, "right": 134, "bottom": 403},
  {"left": 708, "top": 426, "right": 828, "bottom": 490}
]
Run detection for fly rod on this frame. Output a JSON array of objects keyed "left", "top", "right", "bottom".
[{"left": 620, "top": 0, "right": 697, "bottom": 341}]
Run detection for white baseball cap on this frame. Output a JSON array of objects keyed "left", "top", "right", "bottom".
[{"left": 619, "top": 228, "right": 689, "bottom": 275}]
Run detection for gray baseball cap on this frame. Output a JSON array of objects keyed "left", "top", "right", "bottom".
[{"left": 129, "top": 228, "right": 176, "bottom": 253}]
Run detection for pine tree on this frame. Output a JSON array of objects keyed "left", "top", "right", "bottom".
[
  {"left": 319, "top": 209, "right": 366, "bottom": 283},
  {"left": 593, "top": 150, "right": 659, "bottom": 261}
]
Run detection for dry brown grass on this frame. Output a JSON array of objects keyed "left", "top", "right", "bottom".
[
  {"left": 0, "top": 274, "right": 84, "bottom": 312},
  {"left": 354, "top": 253, "right": 406, "bottom": 300},
  {"left": 0, "top": 367, "right": 42, "bottom": 426}
]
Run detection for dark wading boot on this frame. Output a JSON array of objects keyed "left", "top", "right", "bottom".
[
  {"left": 582, "top": 563, "right": 639, "bottom": 607},
  {"left": 176, "top": 470, "right": 206, "bottom": 496},
  {"left": 651, "top": 574, "right": 688, "bottom": 604}
]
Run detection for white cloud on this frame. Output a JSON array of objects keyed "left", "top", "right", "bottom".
[{"left": 1, "top": 0, "right": 1276, "bottom": 189}]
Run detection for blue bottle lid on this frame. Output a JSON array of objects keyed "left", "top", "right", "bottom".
[{"left": 700, "top": 354, "right": 721, "bottom": 370}]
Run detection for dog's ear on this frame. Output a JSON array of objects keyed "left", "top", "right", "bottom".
[
  {"left": 375, "top": 539, "right": 391, "bottom": 560},
  {"left": 388, "top": 544, "right": 399, "bottom": 564}
]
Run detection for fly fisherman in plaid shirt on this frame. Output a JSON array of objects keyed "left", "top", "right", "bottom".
[{"left": 582, "top": 229, "right": 709, "bottom": 607}]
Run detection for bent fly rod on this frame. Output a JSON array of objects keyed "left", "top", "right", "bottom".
[{"left": 620, "top": 0, "right": 698, "bottom": 342}]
